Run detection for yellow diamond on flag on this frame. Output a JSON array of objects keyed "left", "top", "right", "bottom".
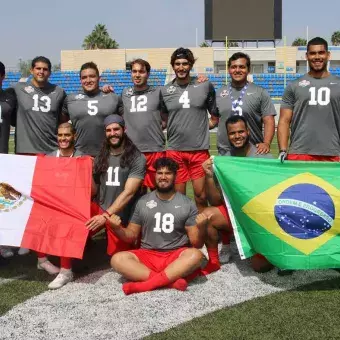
[{"left": 242, "top": 173, "right": 340, "bottom": 255}]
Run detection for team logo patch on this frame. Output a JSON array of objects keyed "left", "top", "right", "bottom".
[
  {"left": 24, "top": 86, "right": 34, "bottom": 94},
  {"left": 0, "top": 183, "right": 26, "bottom": 213},
  {"left": 126, "top": 88, "right": 134, "bottom": 96},
  {"left": 220, "top": 89, "right": 229, "bottom": 98},
  {"left": 75, "top": 94, "right": 85, "bottom": 100},
  {"left": 146, "top": 200, "right": 157, "bottom": 209},
  {"left": 298, "top": 80, "right": 310, "bottom": 87},
  {"left": 167, "top": 86, "right": 176, "bottom": 94}
]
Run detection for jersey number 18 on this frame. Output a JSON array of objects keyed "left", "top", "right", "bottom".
[{"left": 153, "top": 212, "right": 174, "bottom": 233}]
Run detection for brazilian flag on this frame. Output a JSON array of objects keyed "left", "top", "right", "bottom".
[{"left": 214, "top": 157, "right": 340, "bottom": 270}]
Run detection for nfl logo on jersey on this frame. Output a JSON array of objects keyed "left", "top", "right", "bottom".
[
  {"left": 75, "top": 94, "right": 85, "bottom": 100},
  {"left": 220, "top": 89, "right": 229, "bottom": 98},
  {"left": 298, "top": 80, "right": 311, "bottom": 87},
  {"left": 24, "top": 86, "right": 34, "bottom": 94},
  {"left": 146, "top": 200, "right": 157, "bottom": 209},
  {"left": 167, "top": 86, "right": 176, "bottom": 94}
]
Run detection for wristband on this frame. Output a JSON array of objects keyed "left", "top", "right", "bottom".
[{"left": 103, "top": 210, "right": 111, "bottom": 217}]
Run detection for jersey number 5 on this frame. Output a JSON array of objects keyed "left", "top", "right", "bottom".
[
  {"left": 88, "top": 100, "right": 98, "bottom": 115},
  {"left": 153, "top": 212, "right": 174, "bottom": 233},
  {"left": 309, "top": 87, "right": 330, "bottom": 106},
  {"left": 106, "top": 166, "right": 120, "bottom": 186},
  {"left": 32, "top": 94, "right": 51, "bottom": 112},
  {"left": 179, "top": 91, "right": 190, "bottom": 108}
]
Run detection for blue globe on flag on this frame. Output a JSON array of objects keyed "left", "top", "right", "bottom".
[{"left": 274, "top": 183, "right": 335, "bottom": 240}]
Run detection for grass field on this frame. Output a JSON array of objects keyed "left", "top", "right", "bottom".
[{"left": 5, "top": 135, "right": 339, "bottom": 340}]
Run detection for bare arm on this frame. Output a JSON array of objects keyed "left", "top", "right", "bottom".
[
  {"left": 185, "top": 213, "right": 209, "bottom": 248},
  {"left": 209, "top": 115, "right": 219, "bottom": 129},
  {"left": 277, "top": 108, "right": 293, "bottom": 151},
  {"left": 107, "top": 216, "right": 141, "bottom": 244},
  {"left": 256, "top": 115, "right": 275, "bottom": 154},
  {"left": 106, "top": 177, "right": 143, "bottom": 216},
  {"left": 202, "top": 157, "right": 223, "bottom": 206}
]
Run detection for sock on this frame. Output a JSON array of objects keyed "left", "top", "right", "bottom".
[
  {"left": 123, "top": 271, "right": 171, "bottom": 295},
  {"left": 60, "top": 257, "right": 72, "bottom": 270},
  {"left": 221, "top": 231, "right": 231, "bottom": 245},
  {"left": 201, "top": 248, "right": 221, "bottom": 275},
  {"left": 148, "top": 271, "right": 187, "bottom": 291}
]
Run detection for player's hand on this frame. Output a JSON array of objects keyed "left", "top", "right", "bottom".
[
  {"left": 196, "top": 213, "right": 210, "bottom": 228},
  {"left": 202, "top": 156, "right": 214, "bottom": 177},
  {"left": 197, "top": 74, "right": 209, "bottom": 83},
  {"left": 278, "top": 151, "right": 287, "bottom": 163},
  {"left": 256, "top": 142, "right": 270, "bottom": 154},
  {"left": 107, "top": 214, "right": 122, "bottom": 229},
  {"left": 102, "top": 85, "right": 115, "bottom": 93},
  {"left": 85, "top": 215, "right": 106, "bottom": 231}
]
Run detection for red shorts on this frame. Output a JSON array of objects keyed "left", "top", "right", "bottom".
[
  {"left": 90, "top": 202, "right": 133, "bottom": 256},
  {"left": 166, "top": 150, "right": 210, "bottom": 184},
  {"left": 128, "top": 247, "right": 188, "bottom": 272},
  {"left": 217, "top": 205, "right": 233, "bottom": 244},
  {"left": 287, "top": 154, "right": 340, "bottom": 162},
  {"left": 143, "top": 151, "right": 165, "bottom": 189}
]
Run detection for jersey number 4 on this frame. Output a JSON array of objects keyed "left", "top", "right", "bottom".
[
  {"left": 153, "top": 212, "right": 174, "bottom": 233},
  {"left": 32, "top": 94, "right": 51, "bottom": 112},
  {"left": 179, "top": 91, "right": 190, "bottom": 108},
  {"left": 309, "top": 87, "right": 330, "bottom": 106},
  {"left": 130, "top": 95, "right": 147, "bottom": 112},
  {"left": 106, "top": 166, "right": 120, "bottom": 186}
]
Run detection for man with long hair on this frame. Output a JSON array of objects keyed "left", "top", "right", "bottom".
[{"left": 86, "top": 114, "right": 146, "bottom": 256}]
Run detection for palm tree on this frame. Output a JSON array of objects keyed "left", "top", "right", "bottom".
[
  {"left": 199, "top": 41, "right": 210, "bottom": 47},
  {"left": 82, "top": 24, "right": 119, "bottom": 50},
  {"left": 292, "top": 38, "right": 307, "bottom": 46},
  {"left": 331, "top": 31, "right": 340, "bottom": 46}
]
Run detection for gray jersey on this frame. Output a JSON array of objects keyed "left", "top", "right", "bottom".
[
  {"left": 226, "top": 143, "right": 273, "bottom": 158},
  {"left": 216, "top": 83, "right": 276, "bottom": 155},
  {"left": 94, "top": 152, "right": 146, "bottom": 226},
  {"left": 281, "top": 74, "right": 340, "bottom": 156},
  {"left": 0, "top": 88, "right": 16, "bottom": 153},
  {"left": 63, "top": 92, "right": 122, "bottom": 157},
  {"left": 121, "top": 86, "right": 165, "bottom": 152},
  {"left": 47, "top": 149, "right": 84, "bottom": 157},
  {"left": 161, "top": 79, "right": 218, "bottom": 151},
  {"left": 130, "top": 191, "right": 198, "bottom": 251},
  {"left": 14, "top": 82, "right": 66, "bottom": 154}
]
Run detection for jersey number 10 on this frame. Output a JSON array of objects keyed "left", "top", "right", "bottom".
[{"left": 308, "top": 87, "right": 330, "bottom": 106}]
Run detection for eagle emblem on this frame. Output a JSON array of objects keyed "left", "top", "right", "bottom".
[{"left": 0, "top": 183, "right": 26, "bottom": 212}]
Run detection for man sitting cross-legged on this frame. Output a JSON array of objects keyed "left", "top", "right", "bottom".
[
  {"left": 109, "top": 157, "right": 208, "bottom": 295},
  {"left": 201, "top": 115, "right": 273, "bottom": 275}
]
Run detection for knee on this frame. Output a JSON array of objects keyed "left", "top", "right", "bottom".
[
  {"left": 186, "top": 248, "right": 204, "bottom": 266},
  {"left": 110, "top": 252, "right": 128, "bottom": 271}
]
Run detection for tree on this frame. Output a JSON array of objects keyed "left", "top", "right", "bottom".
[
  {"left": 52, "top": 63, "right": 61, "bottom": 72},
  {"left": 331, "top": 31, "right": 340, "bottom": 46},
  {"left": 18, "top": 59, "right": 32, "bottom": 77},
  {"left": 292, "top": 38, "right": 307, "bottom": 46},
  {"left": 82, "top": 24, "right": 119, "bottom": 50},
  {"left": 199, "top": 41, "right": 211, "bottom": 47}
]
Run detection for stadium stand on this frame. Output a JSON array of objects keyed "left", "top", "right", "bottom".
[
  {"left": 4, "top": 69, "right": 340, "bottom": 100},
  {"left": 3, "top": 72, "right": 21, "bottom": 89}
]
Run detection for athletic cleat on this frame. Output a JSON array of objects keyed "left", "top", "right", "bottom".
[
  {"left": 37, "top": 260, "right": 60, "bottom": 275},
  {"left": 48, "top": 270, "right": 74, "bottom": 289},
  {"left": 218, "top": 243, "right": 231, "bottom": 264},
  {"left": 18, "top": 247, "right": 30, "bottom": 256},
  {"left": 0, "top": 246, "right": 14, "bottom": 259}
]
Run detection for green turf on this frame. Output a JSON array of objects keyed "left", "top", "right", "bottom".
[{"left": 146, "top": 277, "right": 340, "bottom": 340}]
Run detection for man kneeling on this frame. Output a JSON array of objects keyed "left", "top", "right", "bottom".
[{"left": 109, "top": 157, "right": 208, "bottom": 295}]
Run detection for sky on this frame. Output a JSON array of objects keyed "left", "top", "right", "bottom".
[{"left": 1, "top": 0, "right": 340, "bottom": 69}]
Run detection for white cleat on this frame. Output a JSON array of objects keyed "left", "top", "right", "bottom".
[
  {"left": 37, "top": 259, "right": 60, "bottom": 275},
  {"left": 48, "top": 270, "right": 74, "bottom": 289},
  {"left": 218, "top": 243, "right": 231, "bottom": 264},
  {"left": 0, "top": 246, "right": 14, "bottom": 259},
  {"left": 18, "top": 248, "right": 30, "bottom": 256}
]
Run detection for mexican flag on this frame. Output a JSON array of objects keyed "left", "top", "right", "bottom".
[
  {"left": 214, "top": 156, "right": 340, "bottom": 270},
  {"left": 0, "top": 154, "right": 92, "bottom": 259}
]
